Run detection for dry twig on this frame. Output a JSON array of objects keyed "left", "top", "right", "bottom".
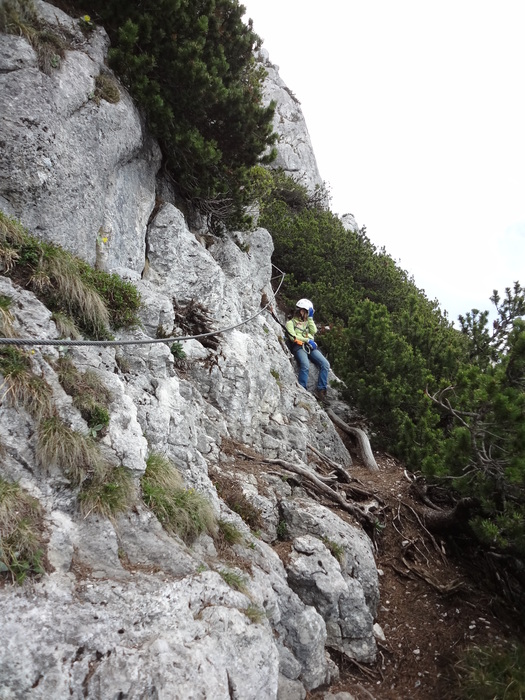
[
  {"left": 400, "top": 557, "right": 465, "bottom": 594},
  {"left": 356, "top": 682, "right": 378, "bottom": 700}
]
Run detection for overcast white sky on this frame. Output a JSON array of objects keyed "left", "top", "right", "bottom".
[{"left": 242, "top": 0, "right": 525, "bottom": 323}]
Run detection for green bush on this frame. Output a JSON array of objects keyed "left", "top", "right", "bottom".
[
  {"left": 260, "top": 173, "right": 462, "bottom": 462},
  {"left": 260, "top": 172, "right": 525, "bottom": 557},
  {"left": 81, "top": 265, "right": 141, "bottom": 331}
]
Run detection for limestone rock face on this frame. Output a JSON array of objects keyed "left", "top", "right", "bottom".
[
  {"left": 287, "top": 535, "right": 376, "bottom": 663},
  {"left": 0, "top": 0, "right": 160, "bottom": 272},
  {"left": 0, "top": 567, "right": 281, "bottom": 700},
  {"left": 259, "top": 49, "right": 323, "bottom": 194},
  {"left": 0, "top": 5, "right": 378, "bottom": 698},
  {"left": 341, "top": 213, "right": 359, "bottom": 232}
]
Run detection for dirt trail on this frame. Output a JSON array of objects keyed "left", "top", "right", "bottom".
[{"left": 308, "top": 453, "right": 521, "bottom": 700}]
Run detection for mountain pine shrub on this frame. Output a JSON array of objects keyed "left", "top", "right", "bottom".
[{"left": 260, "top": 172, "right": 525, "bottom": 557}]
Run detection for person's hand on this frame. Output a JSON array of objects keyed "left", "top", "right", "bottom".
[
  {"left": 308, "top": 306, "right": 314, "bottom": 318},
  {"left": 308, "top": 339, "right": 317, "bottom": 350}
]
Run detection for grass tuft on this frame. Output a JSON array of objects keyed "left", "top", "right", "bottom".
[
  {"left": 243, "top": 604, "right": 265, "bottom": 624},
  {"left": 0, "top": 294, "right": 15, "bottom": 337},
  {"left": 0, "top": 211, "right": 26, "bottom": 247},
  {"left": 211, "top": 470, "right": 263, "bottom": 530},
  {"left": 0, "top": 211, "right": 141, "bottom": 339},
  {"left": 217, "top": 519, "right": 244, "bottom": 546},
  {"left": 37, "top": 414, "right": 102, "bottom": 484},
  {"left": 54, "top": 356, "right": 112, "bottom": 435},
  {"left": 51, "top": 312, "right": 81, "bottom": 340},
  {"left": 219, "top": 568, "right": 247, "bottom": 593},
  {"left": 322, "top": 537, "right": 345, "bottom": 563},
  {"left": 0, "top": 0, "right": 71, "bottom": 74},
  {"left": 0, "top": 0, "right": 39, "bottom": 45},
  {"left": 28, "top": 244, "right": 110, "bottom": 336},
  {"left": 94, "top": 73, "right": 120, "bottom": 105},
  {"left": 79, "top": 465, "right": 135, "bottom": 520},
  {"left": 455, "top": 641, "right": 525, "bottom": 700},
  {"left": 0, "top": 477, "right": 46, "bottom": 584},
  {"left": 141, "top": 453, "right": 217, "bottom": 543},
  {"left": 0, "top": 346, "right": 53, "bottom": 419}
]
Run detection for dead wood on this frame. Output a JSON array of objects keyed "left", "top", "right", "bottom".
[
  {"left": 419, "top": 497, "right": 478, "bottom": 534},
  {"left": 307, "top": 443, "right": 352, "bottom": 482},
  {"left": 403, "top": 503, "right": 448, "bottom": 564},
  {"left": 327, "top": 410, "right": 379, "bottom": 471},
  {"left": 403, "top": 471, "right": 443, "bottom": 510},
  {"left": 340, "top": 481, "right": 384, "bottom": 503},
  {"left": 400, "top": 557, "right": 465, "bottom": 594},
  {"left": 356, "top": 682, "right": 379, "bottom": 700},
  {"left": 391, "top": 558, "right": 465, "bottom": 595},
  {"left": 238, "top": 450, "right": 375, "bottom": 527}
]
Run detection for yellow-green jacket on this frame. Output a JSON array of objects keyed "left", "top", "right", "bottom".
[{"left": 286, "top": 315, "right": 317, "bottom": 346}]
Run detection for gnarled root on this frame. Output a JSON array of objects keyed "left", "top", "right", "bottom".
[{"left": 327, "top": 409, "right": 379, "bottom": 471}]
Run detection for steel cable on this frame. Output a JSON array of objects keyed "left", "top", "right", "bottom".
[{"left": 0, "top": 266, "right": 286, "bottom": 348}]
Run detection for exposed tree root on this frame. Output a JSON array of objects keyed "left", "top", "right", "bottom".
[
  {"left": 419, "top": 497, "right": 479, "bottom": 534},
  {"left": 258, "top": 455, "right": 376, "bottom": 527},
  {"left": 327, "top": 409, "right": 379, "bottom": 471},
  {"left": 307, "top": 442, "right": 352, "bottom": 482}
]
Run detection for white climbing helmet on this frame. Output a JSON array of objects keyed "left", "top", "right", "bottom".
[{"left": 296, "top": 298, "right": 313, "bottom": 311}]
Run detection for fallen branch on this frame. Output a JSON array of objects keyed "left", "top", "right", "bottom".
[
  {"left": 340, "top": 654, "right": 378, "bottom": 680},
  {"left": 306, "top": 447, "right": 380, "bottom": 500},
  {"left": 404, "top": 503, "right": 448, "bottom": 563},
  {"left": 307, "top": 443, "right": 352, "bottom": 482},
  {"left": 341, "top": 481, "right": 383, "bottom": 503},
  {"left": 327, "top": 410, "right": 379, "bottom": 471},
  {"left": 401, "top": 557, "right": 465, "bottom": 594}
]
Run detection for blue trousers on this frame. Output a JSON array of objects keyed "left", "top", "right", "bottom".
[{"left": 292, "top": 346, "right": 330, "bottom": 390}]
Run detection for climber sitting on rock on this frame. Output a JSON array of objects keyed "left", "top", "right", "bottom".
[{"left": 286, "top": 299, "right": 330, "bottom": 401}]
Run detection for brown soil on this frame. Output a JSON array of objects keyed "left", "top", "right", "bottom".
[{"left": 307, "top": 452, "right": 522, "bottom": 700}]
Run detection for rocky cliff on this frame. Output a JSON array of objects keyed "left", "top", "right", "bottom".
[{"left": 0, "top": 3, "right": 379, "bottom": 699}]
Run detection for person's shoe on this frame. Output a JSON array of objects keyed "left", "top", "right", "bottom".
[{"left": 314, "top": 388, "right": 328, "bottom": 403}]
